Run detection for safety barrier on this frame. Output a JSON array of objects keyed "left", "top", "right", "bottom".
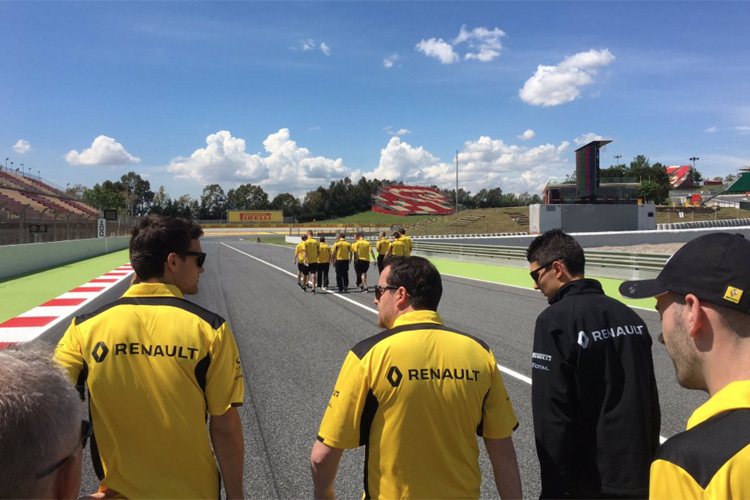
[
  {"left": 412, "top": 241, "right": 669, "bottom": 280},
  {"left": 657, "top": 218, "right": 750, "bottom": 230}
]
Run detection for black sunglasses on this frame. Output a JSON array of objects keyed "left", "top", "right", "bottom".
[
  {"left": 36, "top": 420, "right": 93, "bottom": 479},
  {"left": 529, "top": 260, "right": 557, "bottom": 283},
  {"left": 373, "top": 285, "right": 400, "bottom": 300},
  {"left": 178, "top": 251, "right": 206, "bottom": 268}
]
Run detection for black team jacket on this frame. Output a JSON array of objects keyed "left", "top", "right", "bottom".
[{"left": 531, "top": 279, "right": 661, "bottom": 499}]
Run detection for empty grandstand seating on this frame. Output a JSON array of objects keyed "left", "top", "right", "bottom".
[
  {"left": 0, "top": 170, "right": 98, "bottom": 219},
  {"left": 372, "top": 186, "right": 454, "bottom": 216}
]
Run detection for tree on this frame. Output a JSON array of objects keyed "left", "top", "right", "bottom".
[
  {"left": 120, "top": 172, "right": 154, "bottom": 215},
  {"left": 83, "top": 181, "right": 125, "bottom": 211},
  {"left": 600, "top": 165, "right": 628, "bottom": 178},
  {"left": 200, "top": 184, "right": 227, "bottom": 220},
  {"left": 150, "top": 186, "right": 170, "bottom": 215},
  {"left": 303, "top": 187, "right": 330, "bottom": 221},
  {"left": 65, "top": 184, "right": 87, "bottom": 200},
  {"left": 726, "top": 173, "right": 737, "bottom": 184},
  {"left": 638, "top": 180, "right": 663, "bottom": 204},
  {"left": 270, "top": 193, "right": 302, "bottom": 218},
  {"left": 227, "top": 184, "right": 269, "bottom": 210}
]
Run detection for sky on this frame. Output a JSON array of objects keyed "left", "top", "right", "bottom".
[{"left": 2, "top": 1, "right": 749, "bottom": 202}]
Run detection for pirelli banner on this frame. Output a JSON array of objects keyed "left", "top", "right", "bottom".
[{"left": 228, "top": 210, "right": 284, "bottom": 223}]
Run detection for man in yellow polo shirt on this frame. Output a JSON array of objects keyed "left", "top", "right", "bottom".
[
  {"left": 330, "top": 233, "right": 352, "bottom": 293},
  {"left": 311, "top": 256, "right": 522, "bottom": 499},
  {"left": 303, "top": 230, "right": 320, "bottom": 293},
  {"left": 316, "top": 236, "right": 332, "bottom": 290},
  {"left": 294, "top": 234, "right": 308, "bottom": 289},
  {"left": 620, "top": 233, "right": 750, "bottom": 499},
  {"left": 352, "top": 233, "right": 376, "bottom": 292},
  {"left": 55, "top": 215, "right": 245, "bottom": 499},
  {"left": 398, "top": 228, "right": 413, "bottom": 256},
  {"left": 385, "top": 231, "right": 406, "bottom": 258},
  {"left": 375, "top": 231, "right": 390, "bottom": 274}
]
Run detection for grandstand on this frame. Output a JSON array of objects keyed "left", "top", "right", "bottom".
[
  {"left": 0, "top": 169, "right": 100, "bottom": 245},
  {"left": 372, "top": 185, "right": 454, "bottom": 216}
]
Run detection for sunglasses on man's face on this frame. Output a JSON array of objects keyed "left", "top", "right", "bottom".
[
  {"left": 178, "top": 251, "right": 206, "bottom": 268},
  {"left": 529, "top": 260, "right": 556, "bottom": 283},
  {"left": 36, "top": 420, "right": 93, "bottom": 479},
  {"left": 373, "top": 285, "right": 400, "bottom": 300}
]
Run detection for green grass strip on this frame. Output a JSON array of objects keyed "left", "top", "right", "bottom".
[
  {"left": 0, "top": 250, "right": 131, "bottom": 324},
  {"left": 428, "top": 257, "right": 656, "bottom": 310}
]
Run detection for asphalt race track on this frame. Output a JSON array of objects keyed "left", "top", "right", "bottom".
[{"left": 38, "top": 236, "right": 708, "bottom": 499}]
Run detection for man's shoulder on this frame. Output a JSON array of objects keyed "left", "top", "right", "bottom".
[
  {"left": 350, "top": 322, "right": 490, "bottom": 360},
  {"left": 74, "top": 296, "right": 227, "bottom": 330},
  {"left": 656, "top": 408, "right": 750, "bottom": 488}
]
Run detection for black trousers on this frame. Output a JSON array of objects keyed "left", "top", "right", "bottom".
[
  {"left": 335, "top": 260, "right": 349, "bottom": 291},
  {"left": 377, "top": 255, "right": 385, "bottom": 274},
  {"left": 317, "top": 263, "right": 330, "bottom": 288}
]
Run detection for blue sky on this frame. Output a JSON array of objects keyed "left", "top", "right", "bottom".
[{"left": 2, "top": 1, "right": 749, "bottom": 201}]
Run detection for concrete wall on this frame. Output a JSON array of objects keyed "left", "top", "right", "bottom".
[
  {"left": 530, "top": 204, "right": 656, "bottom": 233},
  {"left": 0, "top": 237, "right": 130, "bottom": 280},
  {"left": 417, "top": 226, "right": 750, "bottom": 250}
]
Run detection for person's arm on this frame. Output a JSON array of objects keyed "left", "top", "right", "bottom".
[
  {"left": 531, "top": 315, "right": 577, "bottom": 498},
  {"left": 484, "top": 436, "right": 522, "bottom": 499},
  {"left": 210, "top": 407, "right": 245, "bottom": 499},
  {"left": 310, "top": 440, "right": 344, "bottom": 500}
]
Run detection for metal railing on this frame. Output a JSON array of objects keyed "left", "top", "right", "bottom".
[{"left": 412, "top": 241, "right": 669, "bottom": 280}]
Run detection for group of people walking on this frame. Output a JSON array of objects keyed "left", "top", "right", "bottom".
[
  {"left": 1, "top": 214, "right": 749, "bottom": 500},
  {"left": 293, "top": 228, "right": 413, "bottom": 293}
]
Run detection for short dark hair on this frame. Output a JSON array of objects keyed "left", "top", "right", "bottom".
[
  {"left": 526, "top": 228, "right": 585, "bottom": 276},
  {"left": 392, "top": 231, "right": 401, "bottom": 238},
  {"left": 301, "top": 234, "right": 307, "bottom": 241},
  {"left": 398, "top": 228, "right": 406, "bottom": 235},
  {"left": 130, "top": 215, "right": 203, "bottom": 281},
  {"left": 319, "top": 236, "right": 326, "bottom": 243},
  {"left": 338, "top": 233, "right": 346, "bottom": 239},
  {"left": 384, "top": 256, "right": 442, "bottom": 311}
]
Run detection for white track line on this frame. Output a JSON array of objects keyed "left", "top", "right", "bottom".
[{"left": 223, "top": 242, "right": 668, "bottom": 443}]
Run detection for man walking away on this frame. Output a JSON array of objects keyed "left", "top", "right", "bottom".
[
  {"left": 353, "top": 233, "right": 376, "bottom": 291},
  {"left": 620, "top": 232, "right": 750, "bottom": 499},
  {"left": 384, "top": 231, "right": 406, "bottom": 258},
  {"left": 311, "top": 256, "right": 522, "bottom": 499},
  {"left": 527, "top": 229, "right": 660, "bottom": 499},
  {"left": 331, "top": 233, "right": 352, "bottom": 292},
  {"left": 294, "top": 234, "right": 308, "bottom": 289},
  {"left": 375, "top": 231, "right": 390, "bottom": 274},
  {"left": 55, "top": 215, "right": 245, "bottom": 499},
  {"left": 398, "top": 228, "right": 413, "bottom": 256},
  {"left": 304, "top": 230, "right": 320, "bottom": 293},
  {"left": 317, "top": 236, "right": 332, "bottom": 290}
]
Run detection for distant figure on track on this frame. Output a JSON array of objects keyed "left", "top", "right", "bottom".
[
  {"left": 304, "top": 230, "right": 320, "bottom": 293},
  {"left": 0, "top": 347, "right": 85, "bottom": 499},
  {"left": 527, "top": 229, "right": 660, "bottom": 499},
  {"left": 384, "top": 231, "right": 405, "bottom": 258},
  {"left": 311, "top": 256, "right": 522, "bottom": 499},
  {"left": 375, "top": 231, "right": 390, "bottom": 274},
  {"left": 317, "top": 236, "right": 332, "bottom": 291},
  {"left": 330, "top": 233, "right": 352, "bottom": 293},
  {"left": 352, "top": 233, "right": 375, "bottom": 291},
  {"left": 398, "top": 228, "right": 412, "bottom": 256},
  {"left": 620, "top": 232, "right": 750, "bottom": 499},
  {"left": 55, "top": 215, "right": 246, "bottom": 499},
  {"left": 294, "top": 234, "right": 308, "bottom": 290}
]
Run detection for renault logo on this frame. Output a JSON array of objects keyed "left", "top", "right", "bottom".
[
  {"left": 386, "top": 366, "right": 403, "bottom": 387},
  {"left": 577, "top": 331, "right": 590, "bottom": 349},
  {"left": 92, "top": 342, "right": 109, "bottom": 362}
]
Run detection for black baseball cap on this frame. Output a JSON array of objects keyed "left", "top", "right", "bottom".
[{"left": 619, "top": 232, "right": 750, "bottom": 314}]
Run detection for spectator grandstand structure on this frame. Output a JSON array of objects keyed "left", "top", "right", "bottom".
[
  {"left": 0, "top": 169, "right": 101, "bottom": 245},
  {"left": 372, "top": 185, "right": 454, "bottom": 216}
]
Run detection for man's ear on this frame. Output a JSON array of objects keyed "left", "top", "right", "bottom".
[
  {"left": 552, "top": 260, "right": 566, "bottom": 280},
  {"left": 684, "top": 294, "right": 707, "bottom": 338},
  {"left": 395, "top": 286, "right": 410, "bottom": 309}
]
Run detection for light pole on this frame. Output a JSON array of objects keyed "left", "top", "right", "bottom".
[
  {"left": 689, "top": 156, "right": 699, "bottom": 186},
  {"left": 455, "top": 150, "right": 459, "bottom": 214},
  {"left": 614, "top": 154, "right": 622, "bottom": 166},
  {"left": 4, "top": 157, "right": 7, "bottom": 171},
  {"left": 10, "top": 161, "right": 13, "bottom": 173},
  {"left": 20, "top": 164, "right": 24, "bottom": 177}
]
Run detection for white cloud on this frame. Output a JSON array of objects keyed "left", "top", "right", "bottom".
[
  {"left": 416, "top": 26, "right": 505, "bottom": 64},
  {"left": 320, "top": 42, "right": 331, "bottom": 56},
  {"left": 517, "top": 129, "right": 536, "bottom": 141},
  {"left": 415, "top": 38, "right": 459, "bottom": 65},
  {"left": 735, "top": 126, "right": 750, "bottom": 135},
  {"left": 298, "top": 39, "right": 330, "bottom": 56},
  {"left": 301, "top": 39, "right": 316, "bottom": 51},
  {"left": 574, "top": 132, "right": 606, "bottom": 146},
  {"left": 364, "top": 135, "right": 571, "bottom": 195},
  {"left": 705, "top": 126, "right": 718, "bottom": 133},
  {"left": 13, "top": 139, "right": 31, "bottom": 154},
  {"left": 167, "top": 129, "right": 348, "bottom": 196},
  {"left": 65, "top": 135, "right": 141, "bottom": 166},
  {"left": 453, "top": 25, "right": 506, "bottom": 62},
  {"left": 519, "top": 49, "right": 616, "bottom": 106},
  {"left": 383, "top": 53, "right": 400, "bottom": 68},
  {"left": 384, "top": 126, "right": 412, "bottom": 136}
]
